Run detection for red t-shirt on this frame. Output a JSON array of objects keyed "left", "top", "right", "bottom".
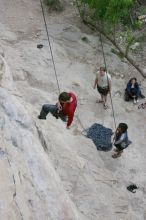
[{"left": 61, "top": 92, "right": 77, "bottom": 127}]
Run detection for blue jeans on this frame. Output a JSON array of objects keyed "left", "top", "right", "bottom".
[{"left": 39, "top": 104, "right": 67, "bottom": 121}]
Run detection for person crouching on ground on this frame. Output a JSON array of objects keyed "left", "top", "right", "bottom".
[
  {"left": 38, "top": 92, "right": 77, "bottom": 129},
  {"left": 112, "top": 123, "right": 131, "bottom": 158},
  {"left": 125, "top": 77, "right": 145, "bottom": 104},
  {"left": 93, "top": 67, "right": 111, "bottom": 109}
]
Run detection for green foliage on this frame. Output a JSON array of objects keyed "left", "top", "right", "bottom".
[
  {"left": 126, "top": 33, "right": 135, "bottom": 54},
  {"left": 79, "top": 0, "right": 135, "bottom": 25},
  {"left": 125, "top": 28, "right": 135, "bottom": 45},
  {"left": 136, "top": 33, "right": 146, "bottom": 42},
  {"left": 77, "top": 0, "right": 146, "bottom": 76},
  {"left": 132, "top": 20, "right": 142, "bottom": 29},
  {"left": 111, "top": 48, "right": 124, "bottom": 59},
  {"left": 140, "top": 6, "right": 146, "bottom": 14},
  {"left": 44, "top": 0, "right": 63, "bottom": 11},
  {"left": 106, "top": 0, "right": 135, "bottom": 24}
]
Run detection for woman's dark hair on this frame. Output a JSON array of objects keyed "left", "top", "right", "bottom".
[
  {"left": 59, "top": 92, "right": 71, "bottom": 102},
  {"left": 118, "top": 123, "right": 128, "bottom": 133},
  {"left": 100, "top": 67, "right": 106, "bottom": 72},
  {"left": 130, "top": 77, "right": 137, "bottom": 83}
]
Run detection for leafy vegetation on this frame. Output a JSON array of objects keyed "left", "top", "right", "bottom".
[
  {"left": 76, "top": 0, "right": 146, "bottom": 77},
  {"left": 77, "top": 0, "right": 136, "bottom": 25}
]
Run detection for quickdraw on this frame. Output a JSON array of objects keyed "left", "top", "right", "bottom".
[{"left": 138, "top": 102, "right": 146, "bottom": 109}]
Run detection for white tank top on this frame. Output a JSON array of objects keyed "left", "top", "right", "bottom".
[{"left": 97, "top": 72, "right": 111, "bottom": 87}]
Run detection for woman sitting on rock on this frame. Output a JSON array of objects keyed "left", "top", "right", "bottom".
[{"left": 124, "top": 77, "right": 145, "bottom": 104}]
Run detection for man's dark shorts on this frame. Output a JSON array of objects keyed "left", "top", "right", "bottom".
[{"left": 97, "top": 86, "right": 109, "bottom": 96}]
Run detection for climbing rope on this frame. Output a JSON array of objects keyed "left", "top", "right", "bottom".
[
  {"left": 99, "top": 33, "right": 117, "bottom": 130},
  {"left": 39, "top": 0, "right": 61, "bottom": 94}
]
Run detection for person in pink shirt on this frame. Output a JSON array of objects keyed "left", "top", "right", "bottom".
[{"left": 38, "top": 92, "right": 77, "bottom": 129}]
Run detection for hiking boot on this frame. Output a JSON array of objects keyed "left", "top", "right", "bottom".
[{"left": 38, "top": 115, "right": 46, "bottom": 120}]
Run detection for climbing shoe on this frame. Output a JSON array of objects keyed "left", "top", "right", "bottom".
[{"left": 52, "top": 113, "right": 59, "bottom": 119}]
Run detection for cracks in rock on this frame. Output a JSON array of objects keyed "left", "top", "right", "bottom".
[
  {"left": 5, "top": 148, "right": 24, "bottom": 219},
  {"left": 35, "top": 122, "right": 48, "bottom": 152},
  {"left": 0, "top": 147, "right": 6, "bottom": 158},
  {"left": 22, "top": 174, "right": 42, "bottom": 200},
  {"left": 12, "top": 93, "right": 23, "bottom": 98},
  {"left": 18, "top": 170, "right": 22, "bottom": 184},
  {"left": 11, "top": 136, "right": 20, "bottom": 148},
  {"left": 21, "top": 69, "right": 54, "bottom": 92},
  {"left": 71, "top": 161, "right": 86, "bottom": 195},
  {"left": 15, "top": 119, "right": 30, "bottom": 130},
  {"left": 12, "top": 171, "right": 23, "bottom": 219},
  {"left": 14, "top": 203, "right": 24, "bottom": 220},
  {"left": 115, "top": 211, "right": 128, "bottom": 214},
  {"left": 12, "top": 172, "right": 23, "bottom": 219},
  {"left": 88, "top": 169, "right": 118, "bottom": 188},
  {"left": 13, "top": 190, "right": 24, "bottom": 220},
  {"left": 71, "top": 160, "right": 118, "bottom": 197},
  {"left": 28, "top": 199, "right": 33, "bottom": 208},
  {"left": 5, "top": 148, "right": 12, "bottom": 168}
]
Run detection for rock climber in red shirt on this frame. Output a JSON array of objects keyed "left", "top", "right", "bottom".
[{"left": 38, "top": 92, "right": 77, "bottom": 129}]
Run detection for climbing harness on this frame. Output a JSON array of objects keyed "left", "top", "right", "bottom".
[
  {"left": 39, "top": 0, "right": 61, "bottom": 94},
  {"left": 138, "top": 102, "right": 146, "bottom": 109}
]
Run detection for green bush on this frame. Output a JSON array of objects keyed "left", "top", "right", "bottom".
[
  {"left": 79, "top": 0, "right": 135, "bottom": 25},
  {"left": 132, "top": 20, "right": 142, "bottom": 29},
  {"left": 44, "top": 0, "right": 63, "bottom": 11}
]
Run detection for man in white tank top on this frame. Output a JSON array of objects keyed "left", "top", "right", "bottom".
[{"left": 93, "top": 67, "right": 111, "bottom": 109}]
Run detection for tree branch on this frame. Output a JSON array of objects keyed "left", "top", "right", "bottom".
[{"left": 82, "top": 19, "right": 146, "bottom": 78}]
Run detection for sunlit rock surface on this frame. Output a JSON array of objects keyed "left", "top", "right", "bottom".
[{"left": 0, "top": 0, "right": 146, "bottom": 219}]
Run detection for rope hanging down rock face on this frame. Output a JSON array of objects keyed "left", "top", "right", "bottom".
[
  {"left": 39, "top": 0, "right": 61, "bottom": 94},
  {"left": 99, "top": 34, "right": 117, "bottom": 130}
]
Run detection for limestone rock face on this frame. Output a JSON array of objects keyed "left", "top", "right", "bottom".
[
  {"left": 0, "top": 0, "right": 146, "bottom": 220},
  {"left": 0, "top": 54, "right": 87, "bottom": 220}
]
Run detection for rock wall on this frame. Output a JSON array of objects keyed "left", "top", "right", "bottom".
[{"left": 0, "top": 0, "right": 146, "bottom": 219}]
